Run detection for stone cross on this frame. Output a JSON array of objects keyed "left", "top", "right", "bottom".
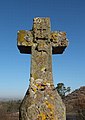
[{"left": 17, "top": 17, "right": 68, "bottom": 120}]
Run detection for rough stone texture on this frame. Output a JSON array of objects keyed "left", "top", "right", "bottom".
[{"left": 17, "top": 17, "right": 68, "bottom": 120}]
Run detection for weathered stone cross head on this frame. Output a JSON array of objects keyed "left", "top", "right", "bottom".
[
  {"left": 17, "top": 17, "right": 68, "bottom": 86},
  {"left": 17, "top": 17, "right": 68, "bottom": 54},
  {"left": 17, "top": 17, "right": 68, "bottom": 120}
]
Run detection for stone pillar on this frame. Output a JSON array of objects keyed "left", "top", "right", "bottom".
[{"left": 17, "top": 17, "right": 68, "bottom": 120}]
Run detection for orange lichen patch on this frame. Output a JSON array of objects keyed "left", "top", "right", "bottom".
[
  {"left": 50, "top": 32, "right": 58, "bottom": 42},
  {"left": 35, "top": 83, "right": 45, "bottom": 91},
  {"left": 32, "top": 87, "right": 37, "bottom": 92},
  {"left": 37, "top": 113, "right": 46, "bottom": 120},
  {"left": 45, "top": 101, "right": 54, "bottom": 110},
  {"left": 50, "top": 96, "right": 54, "bottom": 100},
  {"left": 35, "top": 83, "right": 41, "bottom": 89},
  {"left": 44, "top": 101, "right": 58, "bottom": 120}
]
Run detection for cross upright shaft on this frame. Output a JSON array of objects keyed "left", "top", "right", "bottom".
[{"left": 17, "top": 17, "right": 68, "bottom": 120}]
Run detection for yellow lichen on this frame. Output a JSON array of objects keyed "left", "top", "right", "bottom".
[
  {"left": 45, "top": 101, "right": 54, "bottom": 110},
  {"left": 38, "top": 113, "right": 46, "bottom": 120},
  {"left": 32, "top": 87, "right": 37, "bottom": 92},
  {"left": 50, "top": 32, "right": 58, "bottom": 42},
  {"left": 41, "top": 67, "right": 46, "bottom": 72},
  {"left": 50, "top": 96, "right": 54, "bottom": 100},
  {"left": 18, "top": 30, "right": 27, "bottom": 42},
  {"left": 17, "top": 30, "right": 33, "bottom": 46},
  {"left": 33, "top": 73, "right": 38, "bottom": 80}
]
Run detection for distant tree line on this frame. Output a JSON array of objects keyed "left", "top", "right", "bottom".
[{"left": 55, "top": 83, "right": 71, "bottom": 98}]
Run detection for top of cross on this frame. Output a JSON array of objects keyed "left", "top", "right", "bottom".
[{"left": 17, "top": 17, "right": 68, "bottom": 54}]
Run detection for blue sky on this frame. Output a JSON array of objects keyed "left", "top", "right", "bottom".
[{"left": 0, "top": 0, "right": 85, "bottom": 98}]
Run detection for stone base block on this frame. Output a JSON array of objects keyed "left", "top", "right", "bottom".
[{"left": 19, "top": 88, "right": 66, "bottom": 120}]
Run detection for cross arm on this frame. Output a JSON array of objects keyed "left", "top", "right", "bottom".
[
  {"left": 50, "top": 31, "right": 68, "bottom": 54},
  {"left": 17, "top": 30, "right": 33, "bottom": 54}
]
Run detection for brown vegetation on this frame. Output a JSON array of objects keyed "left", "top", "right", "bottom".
[
  {"left": 0, "top": 100, "right": 20, "bottom": 120},
  {"left": 0, "top": 86, "right": 85, "bottom": 120},
  {"left": 64, "top": 86, "right": 85, "bottom": 119}
]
